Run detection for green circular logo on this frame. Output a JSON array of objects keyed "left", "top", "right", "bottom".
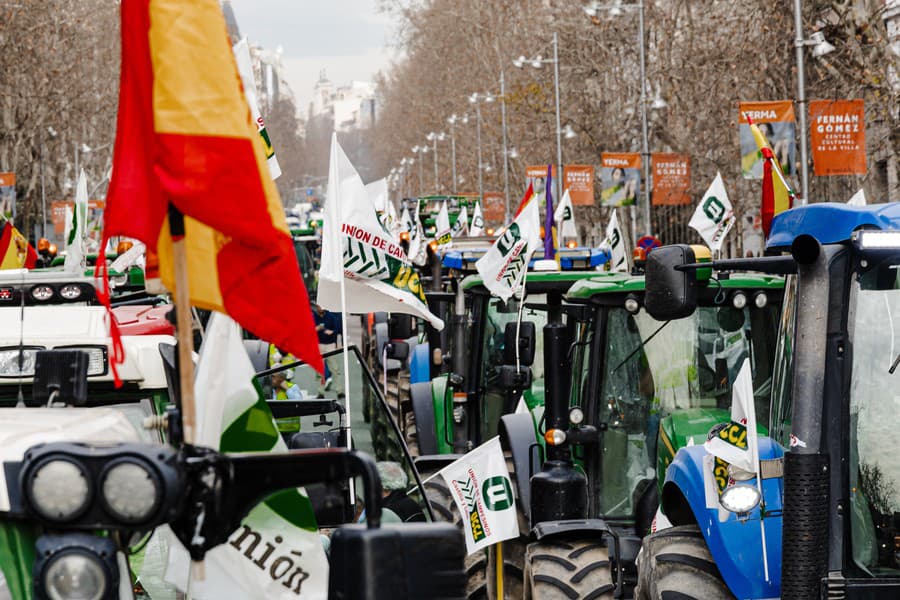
[{"left": 482, "top": 476, "right": 514, "bottom": 511}]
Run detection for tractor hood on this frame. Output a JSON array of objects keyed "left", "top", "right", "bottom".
[
  {"left": 0, "top": 407, "right": 141, "bottom": 511},
  {"left": 0, "top": 306, "right": 173, "bottom": 388}
]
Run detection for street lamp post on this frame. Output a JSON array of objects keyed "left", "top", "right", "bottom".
[
  {"left": 468, "top": 94, "right": 490, "bottom": 199},
  {"left": 426, "top": 131, "right": 445, "bottom": 192},
  {"left": 500, "top": 71, "right": 512, "bottom": 222},
  {"left": 447, "top": 115, "right": 464, "bottom": 194},
  {"left": 512, "top": 32, "right": 565, "bottom": 204}
]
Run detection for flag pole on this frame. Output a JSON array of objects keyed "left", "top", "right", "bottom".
[{"left": 168, "top": 205, "right": 197, "bottom": 445}]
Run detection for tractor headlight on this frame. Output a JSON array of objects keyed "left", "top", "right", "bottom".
[
  {"left": 59, "top": 284, "right": 84, "bottom": 301},
  {"left": 719, "top": 484, "right": 761, "bottom": 514},
  {"left": 34, "top": 534, "right": 116, "bottom": 600},
  {"left": 753, "top": 291, "right": 768, "bottom": 308},
  {"left": 568, "top": 406, "right": 585, "bottom": 425},
  {"left": 44, "top": 551, "right": 107, "bottom": 600},
  {"left": 57, "top": 346, "right": 107, "bottom": 376},
  {"left": 731, "top": 291, "right": 748, "bottom": 310},
  {"left": 544, "top": 429, "right": 567, "bottom": 446},
  {"left": 0, "top": 347, "right": 41, "bottom": 377},
  {"left": 100, "top": 460, "right": 160, "bottom": 524},
  {"left": 31, "top": 285, "right": 55, "bottom": 302},
  {"left": 27, "top": 459, "right": 92, "bottom": 522},
  {"left": 624, "top": 295, "right": 640, "bottom": 314}
]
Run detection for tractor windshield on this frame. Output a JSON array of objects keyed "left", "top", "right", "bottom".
[
  {"left": 594, "top": 301, "right": 779, "bottom": 518},
  {"left": 849, "top": 258, "right": 900, "bottom": 575}
]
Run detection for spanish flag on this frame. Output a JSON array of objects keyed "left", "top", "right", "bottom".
[
  {"left": 104, "top": 0, "right": 322, "bottom": 373},
  {"left": 746, "top": 115, "right": 795, "bottom": 236},
  {"left": 0, "top": 222, "right": 37, "bottom": 270}
]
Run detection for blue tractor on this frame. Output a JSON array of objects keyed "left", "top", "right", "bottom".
[{"left": 636, "top": 203, "right": 900, "bottom": 599}]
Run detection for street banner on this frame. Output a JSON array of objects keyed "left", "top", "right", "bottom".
[
  {"left": 452, "top": 204, "right": 469, "bottom": 238},
  {"left": 741, "top": 212, "right": 764, "bottom": 257},
  {"left": 563, "top": 165, "right": 595, "bottom": 206},
  {"left": 438, "top": 437, "right": 520, "bottom": 555},
  {"left": 435, "top": 201, "right": 452, "bottom": 249},
  {"left": 482, "top": 192, "right": 505, "bottom": 223},
  {"left": 0, "top": 173, "right": 14, "bottom": 220},
  {"left": 554, "top": 189, "right": 577, "bottom": 239},
  {"left": 366, "top": 177, "right": 388, "bottom": 214},
  {"left": 688, "top": 172, "right": 735, "bottom": 253},
  {"left": 847, "top": 188, "right": 866, "bottom": 206},
  {"left": 604, "top": 209, "right": 628, "bottom": 272},
  {"left": 738, "top": 101, "right": 795, "bottom": 179},
  {"left": 64, "top": 169, "right": 88, "bottom": 273},
  {"left": 159, "top": 313, "right": 329, "bottom": 600},
  {"left": 809, "top": 99, "right": 866, "bottom": 176},
  {"left": 475, "top": 189, "right": 541, "bottom": 301},
  {"left": 470, "top": 201, "right": 485, "bottom": 236},
  {"left": 526, "top": 165, "right": 554, "bottom": 202},
  {"left": 233, "top": 38, "right": 281, "bottom": 180},
  {"left": 600, "top": 153, "right": 640, "bottom": 207},
  {"left": 651, "top": 153, "right": 691, "bottom": 206},
  {"left": 318, "top": 135, "right": 443, "bottom": 329}
]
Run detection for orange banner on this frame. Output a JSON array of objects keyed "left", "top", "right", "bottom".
[
  {"left": 601, "top": 152, "right": 641, "bottom": 169},
  {"left": 600, "top": 153, "right": 641, "bottom": 207},
  {"left": 0, "top": 173, "right": 15, "bottom": 219},
  {"left": 737, "top": 100, "right": 795, "bottom": 124},
  {"left": 738, "top": 101, "right": 796, "bottom": 179},
  {"left": 51, "top": 199, "right": 106, "bottom": 235},
  {"left": 482, "top": 192, "right": 505, "bottom": 223},
  {"left": 526, "top": 165, "right": 556, "bottom": 179},
  {"left": 563, "top": 165, "right": 595, "bottom": 206},
  {"left": 0, "top": 173, "right": 15, "bottom": 187},
  {"left": 809, "top": 99, "right": 866, "bottom": 176},
  {"left": 651, "top": 153, "right": 691, "bottom": 206}
]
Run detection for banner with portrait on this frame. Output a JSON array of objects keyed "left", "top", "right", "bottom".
[
  {"left": 563, "top": 165, "right": 595, "bottom": 206},
  {"left": 482, "top": 191, "right": 505, "bottom": 223},
  {"left": 651, "top": 153, "right": 691, "bottom": 206},
  {"left": 525, "top": 165, "right": 555, "bottom": 203},
  {"left": 809, "top": 99, "right": 866, "bottom": 176},
  {"left": 0, "top": 173, "right": 14, "bottom": 220},
  {"left": 738, "top": 101, "right": 796, "bottom": 180},
  {"left": 600, "top": 153, "right": 640, "bottom": 207}
]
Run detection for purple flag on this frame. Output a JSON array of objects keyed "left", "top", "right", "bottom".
[{"left": 544, "top": 164, "right": 555, "bottom": 260}]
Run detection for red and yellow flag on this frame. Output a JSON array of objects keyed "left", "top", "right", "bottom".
[
  {"left": 0, "top": 222, "right": 37, "bottom": 270},
  {"left": 104, "top": 0, "right": 322, "bottom": 373},
  {"left": 747, "top": 116, "right": 795, "bottom": 236}
]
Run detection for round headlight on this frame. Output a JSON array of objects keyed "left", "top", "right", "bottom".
[
  {"left": 59, "top": 284, "right": 83, "bottom": 300},
  {"left": 31, "top": 285, "right": 54, "bottom": 302},
  {"left": 720, "top": 484, "right": 761, "bottom": 514},
  {"left": 544, "top": 428, "right": 567, "bottom": 446},
  {"left": 44, "top": 551, "right": 107, "bottom": 600},
  {"left": 731, "top": 291, "right": 748, "bottom": 310},
  {"left": 569, "top": 406, "right": 585, "bottom": 425},
  {"left": 753, "top": 291, "right": 768, "bottom": 308},
  {"left": 624, "top": 296, "right": 640, "bottom": 314},
  {"left": 101, "top": 460, "right": 160, "bottom": 523},
  {"left": 28, "top": 459, "right": 91, "bottom": 522}
]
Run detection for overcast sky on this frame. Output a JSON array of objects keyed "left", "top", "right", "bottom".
[{"left": 229, "top": 0, "right": 397, "bottom": 116}]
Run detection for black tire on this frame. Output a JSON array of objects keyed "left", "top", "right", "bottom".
[
  {"left": 634, "top": 525, "right": 735, "bottom": 600},
  {"left": 523, "top": 539, "right": 614, "bottom": 600}
]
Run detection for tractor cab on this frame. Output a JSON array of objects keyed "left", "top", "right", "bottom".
[{"left": 636, "top": 202, "right": 900, "bottom": 599}]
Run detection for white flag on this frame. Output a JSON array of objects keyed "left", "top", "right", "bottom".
[
  {"left": 382, "top": 199, "right": 402, "bottom": 244},
  {"left": 64, "top": 169, "right": 88, "bottom": 273},
  {"left": 605, "top": 209, "right": 628, "bottom": 273},
  {"left": 158, "top": 313, "right": 329, "bottom": 600},
  {"left": 470, "top": 201, "right": 485, "bottom": 236},
  {"left": 688, "top": 172, "right": 735, "bottom": 253},
  {"left": 553, "top": 189, "right": 577, "bottom": 239},
  {"left": 366, "top": 177, "right": 388, "bottom": 214},
  {"left": 847, "top": 188, "right": 866, "bottom": 206},
  {"left": 435, "top": 201, "right": 452, "bottom": 250},
  {"left": 233, "top": 38, "right": 281, "bottom": 180},
  {"left": 317, "top": 135, "right": 444, "bottom": 329},
  {"left": 704, "top": 359, "right": 758, "bottom": 474},
  {"left": 406, "top": 203, "right": 428, "bottom": 267},
  {"left": 439, "top": 437, "right": 520, "bottom": 555},
  {"left": 475, "top": 196, "right": 541, "bottom": 301},
  {"left": 451, "top": 205, "right": 469, "bottom": 238}
]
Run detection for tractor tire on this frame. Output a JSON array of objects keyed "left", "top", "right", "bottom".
[
  {"left": 523, "top": 539, "right": 614, "bottom": 600},
  {"left": 634, "top": 525, "right": 735, "bottom": 600}
]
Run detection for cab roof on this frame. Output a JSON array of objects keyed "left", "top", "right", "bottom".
[
  {"left": 767, "top": 202, "right": 900, "bottom": 250},
  {"left": 565, "top": 272, "right": 785, "bottom": 300}
]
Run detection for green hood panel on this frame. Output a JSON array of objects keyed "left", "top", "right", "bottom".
[{"left": 567, "top": 273, "right": 784, "bottom": 301}]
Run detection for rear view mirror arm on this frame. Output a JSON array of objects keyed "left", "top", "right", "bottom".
[{"left": 674, "top": 255, "right": 797, "bottom": 275}]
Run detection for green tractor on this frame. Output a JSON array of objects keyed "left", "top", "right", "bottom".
[{"left": 492, "top": 265, "right": 784, "bottom": 598}]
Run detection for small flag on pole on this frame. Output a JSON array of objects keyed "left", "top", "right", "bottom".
[{"left": 688, "top": 172, "right": 735, "bottom": 253}]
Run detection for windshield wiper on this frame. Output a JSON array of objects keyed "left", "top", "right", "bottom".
[{"left": 612, "top": 320, "right": 671, "bottom": 373}]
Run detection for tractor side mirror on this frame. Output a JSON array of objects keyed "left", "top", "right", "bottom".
[
  {"left": 388, "top": 314, "right": 416, "bottom": 340},
  {"left": 328, "top": 522, "right": 465, "bottom": 600},
  {"left": 645, "top": 245, "right": 701, "bottom": 321},
  {"left": 503, "top": 321, "right": 536, "bottom": 366},
  {"left": 385, "top": 340, "right": 410, "bottom": 362}
]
